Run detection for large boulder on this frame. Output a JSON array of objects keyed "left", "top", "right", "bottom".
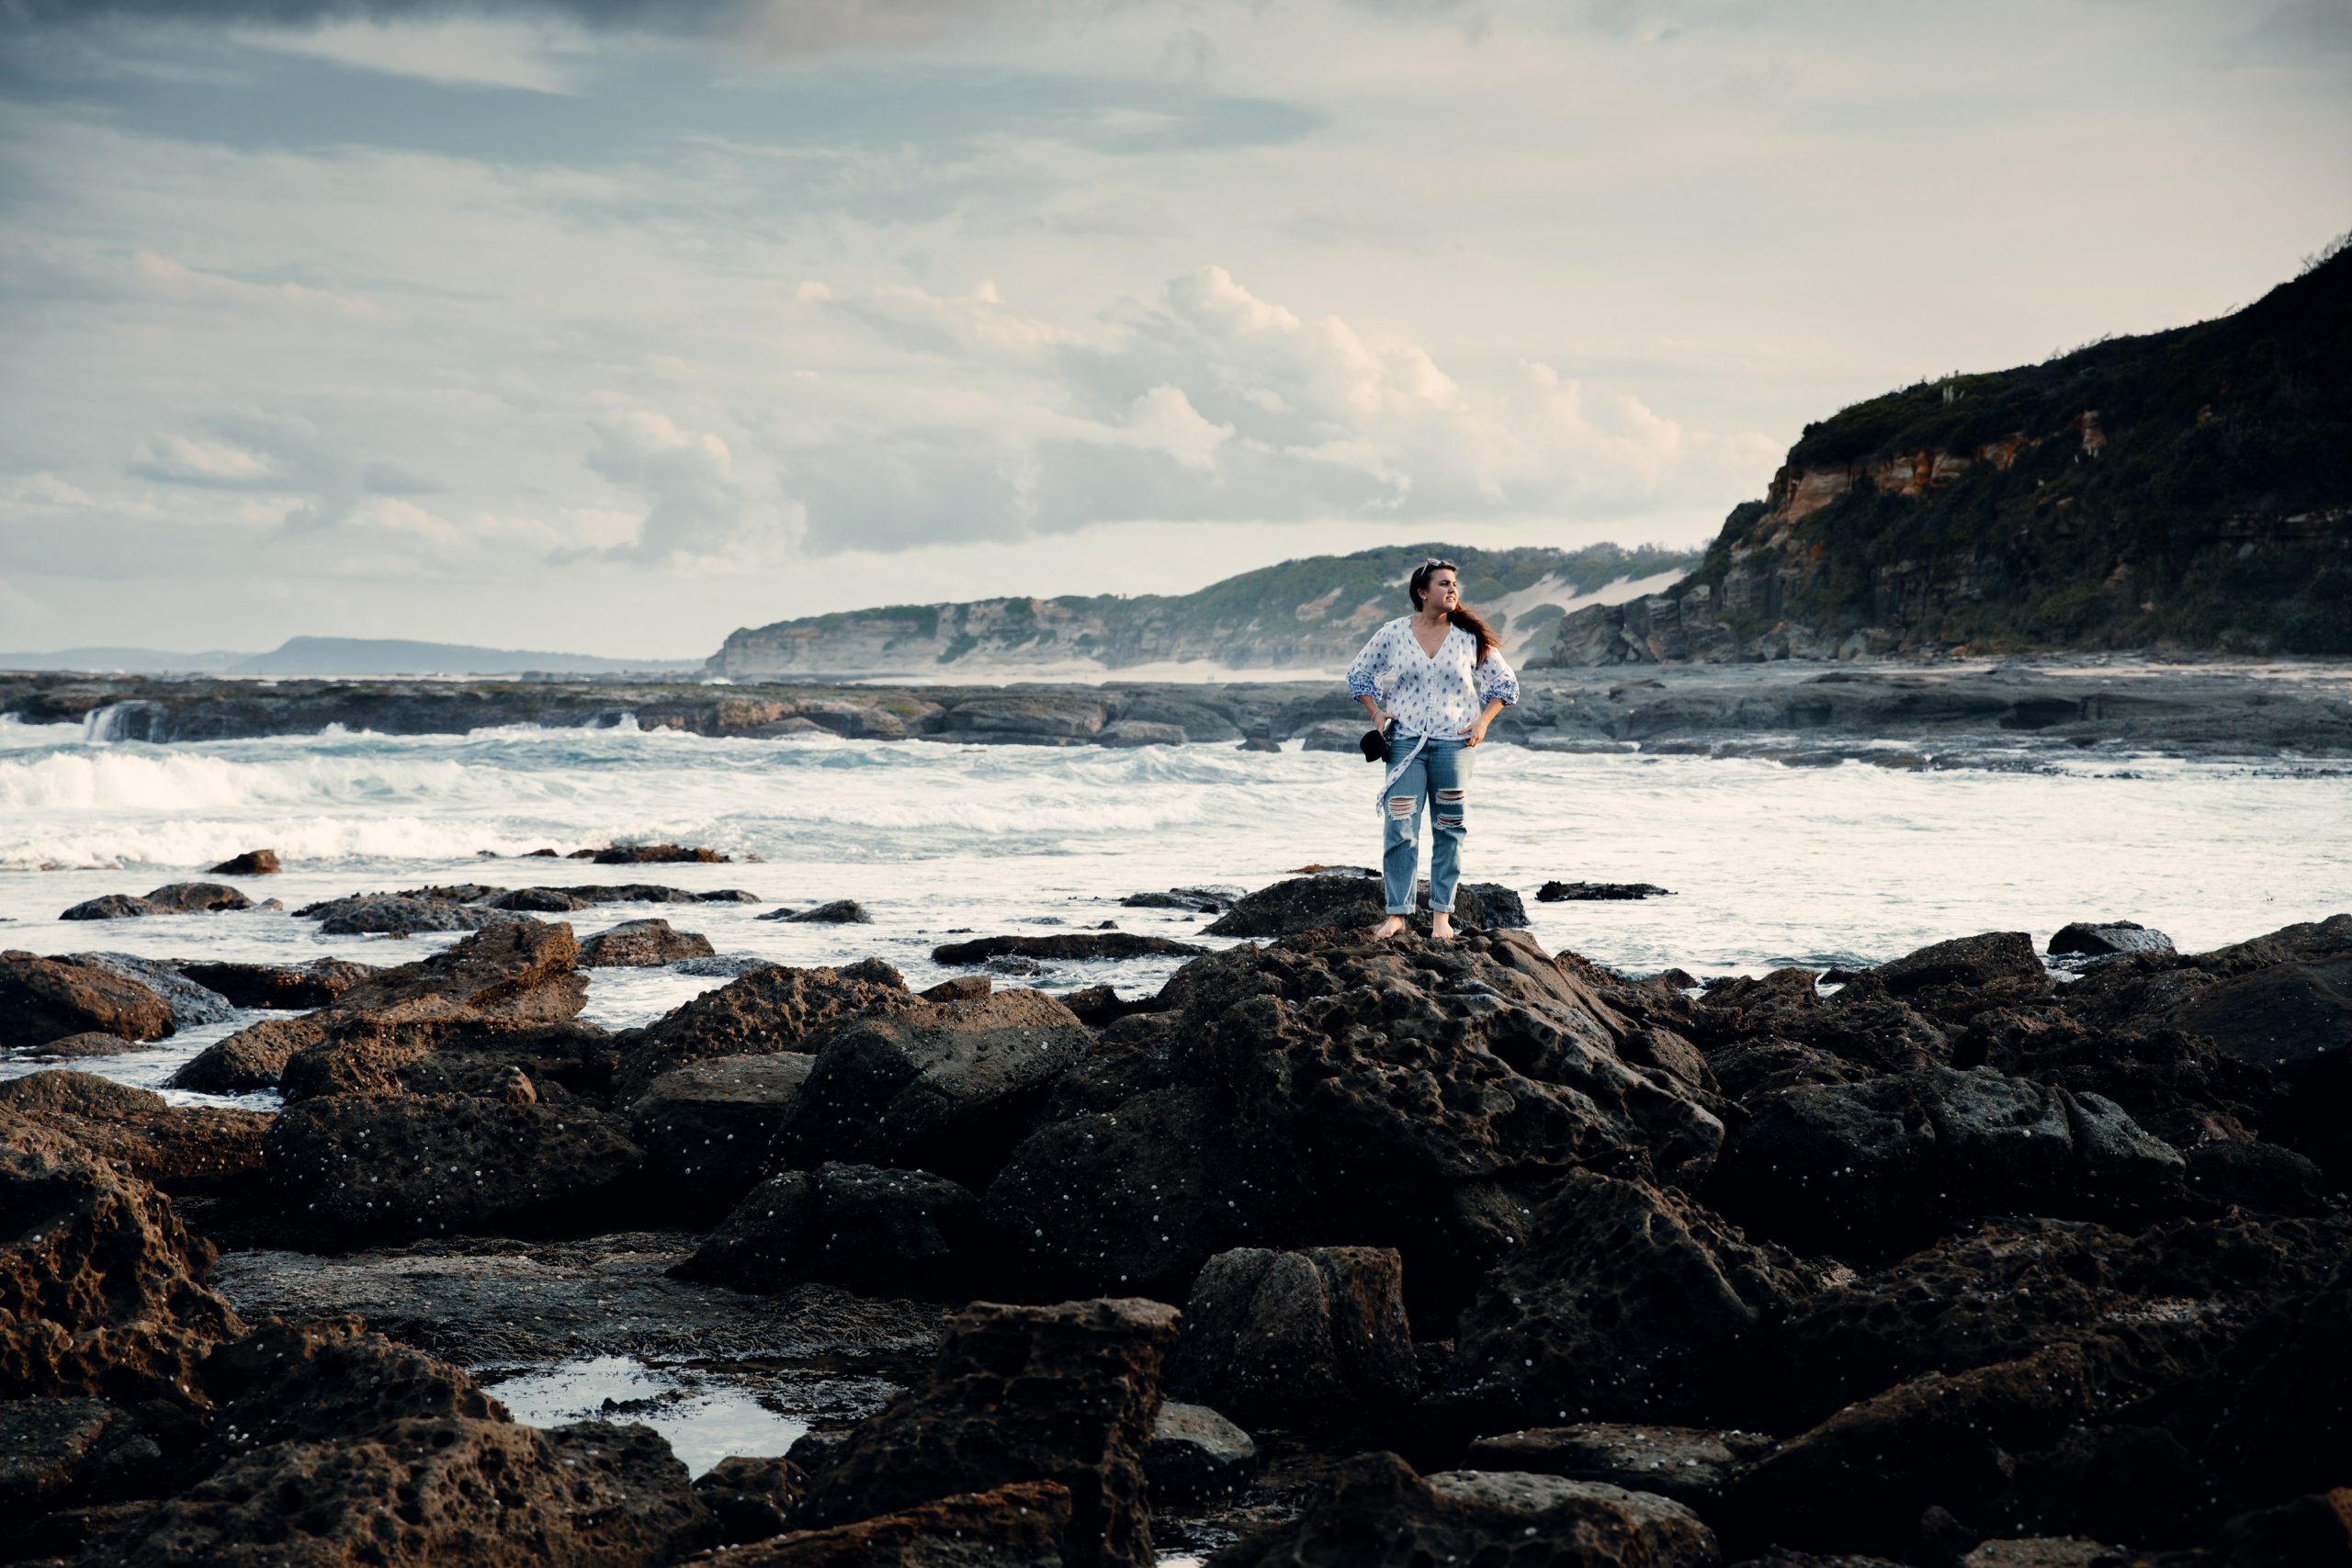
[
  {"left": 792, "top": 1297, "right": 1178, "bottom": 1568},
  {"left": 0, "top": 1071, "right": 269, "bottom": 1197},
  {"left": 0, "top": 1107, "right": 243, "bottom": 1402},
  {"left": 1866, "top": 931, "right": 2052, "bottom": 1022},
  {"left": 677, "top": 1163, "right": 986, "bottom": 1296},
  {"left": 716, "top": 1482, "right": 1070, "bottom": 1566},
  {"left": 59, "top": 894, "right": 158, "bottom": 920},
  {"left": 276, "top": 1010, "right": 617, "bottom": 1104},
  {"left": 207, "top": 849, "right": 280, "bottom": 875},
  {"left": 771, "top": 988, "right": 1096, "bottom": 1185},
  {"left": 177, "top": 958, "right": 375, "bottom": 1010},
  {"left": 332, "top": 919, "right": 587, "bottom": 1023},
  {"left": 265, "top": 1094, "right": 644, "bottom": 1244},
  {"left": 62, "top": 953, "right": 236, "bottom": 1028},
  {"left": 1146, "top": 1404, "right": 1257, "bottom": 1504},
  {"left": 2048, "top": 920, "right": 2175, "bottom": 960},
  {"left": 1163, "top": 1246, "right": 1419, "bottom": 1432},
  {"left": 169, "top": 1015, "right": 325, "bottom": 1094},
  {"left": 141, "top": 882, "right": 254, "bottom": 915},
  {"left": 930, "top": 933, "right": 1204, "bottom": 965},
  {"left": 0, "top": 950, "right": 175, "bottom": 1050},
  {"left": 631, "top": 1053, "right": 815, "bottom": 1218},
  {"left": 579, "top": 918, "right": 716, "bottom": 968},
  {"left": 1709, "top": 1066, "right": 2185, "bottom": 1253},
  {"left": 307, "top": 895, "right": 524, "bottom": 935},
  {"left": 1208, "top": 1451, "right": 1720, "bottom": 1568},
  {"left": 1204, "top": 875, "right": 1530, "bottom": 938},
  {"left": 612, "top": 958, "right": 911, "bottom": 1100},
  {"left": 1462, "top": 1423, "right": 1773, "bottom": 1511},
  {"left": 1452, "top": 1170, "right": 1811, "bottom": 1427}
]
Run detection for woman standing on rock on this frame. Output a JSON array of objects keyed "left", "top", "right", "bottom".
[{"left": 1346, "top": 558, "right": 1518, "bottom": 942}]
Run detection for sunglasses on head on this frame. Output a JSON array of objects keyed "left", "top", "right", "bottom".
[{"left": 1420, "top": 558, "right": 1457, "bottom": 572}]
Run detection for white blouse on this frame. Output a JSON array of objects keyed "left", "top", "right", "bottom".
[{"left": 1345, "top": 616, "right": 1519, "bottom": 737}]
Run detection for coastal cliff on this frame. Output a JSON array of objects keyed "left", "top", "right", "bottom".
[{"left": 1552, "top": 245, "right": 2352, "bottom": 664}]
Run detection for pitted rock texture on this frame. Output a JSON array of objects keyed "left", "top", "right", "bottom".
[
  {"left": 1165, "top": 1246, "right": 1419, "bottom": 1432},
  {"left": 0, "top": 1070, "right": 269, "bottom": 1196},
  {"left": 330, "top": 919, "right": 588, "bottom": 1023},
  {"left": 717, "top": 1481, "right": 1071, "bottom": 1566},
  {"left": 0, "top": 949, "right": 175, "bottom": 1049},
  {"left": 793, "top": 1296, "right": 1178, "bottom": 1568},
  {"left": 612, "top": 957, "right": 911, "bottom": 1100},
  {"left": 578, "top": 918, "right": 718, "bottom": 967},
  {"left": 1204, "top": 874, "right": 1529, "bottom": 937},
  {"left": 0, "top": 1107, "right": 242, "bottom": 1403},
  {"left": 679, "top": 1162, "right": 985, "bottom": 1296},
  {"left": 631, "top": 1052, "right": 815, "bottom": 1218}
]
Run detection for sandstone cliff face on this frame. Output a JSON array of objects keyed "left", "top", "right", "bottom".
[{"left": 1547, "top": 250, "right": 2351, "bottom": 665}]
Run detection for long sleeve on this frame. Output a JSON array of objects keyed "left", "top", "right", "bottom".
[
  {"left": 1345, "top": 626, "right": 1389, "bottom": 700},
  {"left": 1475, "top": 647, "right": 1519, "bottom": 706}
]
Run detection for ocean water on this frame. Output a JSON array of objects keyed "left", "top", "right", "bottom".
[{"left": 3, "top": 714, "right": 2349, "bottom": 1104}]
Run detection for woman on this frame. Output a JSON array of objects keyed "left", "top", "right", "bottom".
[{"left": 1345, "top": 558, "right": 1519, "bottom": 942}]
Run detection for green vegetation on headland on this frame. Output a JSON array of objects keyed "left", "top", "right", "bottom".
[{"left": 1559, "top": 241, "right": 2352, "bottom": 663}]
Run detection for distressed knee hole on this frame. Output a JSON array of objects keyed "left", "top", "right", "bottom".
[
  {"left": 1437, "top": 788, "right": 1464, "bottom": 803},
  {"left": 1386, "top": 796, "right": 1416, "bottom": 818},
  {"left": 1437, "top": 813, "right": 1464, "bottom": 828}
]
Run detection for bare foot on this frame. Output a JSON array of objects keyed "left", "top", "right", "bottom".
[
  {"left": 1371, "top": 915, "right": 1407, "bottom": 941},
  {"left": 1430, "top": 914, "right": 1455, "bottom": 943}
]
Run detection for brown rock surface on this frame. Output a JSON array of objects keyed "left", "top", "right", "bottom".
[
  {"left": 613, "top": 958, "right": 911, "bottom": 1100},
  {"left": 1164, "top": 1246, "right": 1419, "bottom": 1432},
  {"left": 581, "top": 917, "right": 718, "bottom": 967},
  {"left": 708, "top": 1481, "right": 1071, "bottom": 1566},
  {"left": 0, "top": 949, "right": 175, "bottom": 1049}
]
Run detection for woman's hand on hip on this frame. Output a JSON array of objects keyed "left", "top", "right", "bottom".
[{"left": 1465, "top": 719, "right": 1489, "bottom": 746}]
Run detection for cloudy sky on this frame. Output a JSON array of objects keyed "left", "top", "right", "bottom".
[{"left": 1, "top": 0, "right": 2345, "bottom": 658}]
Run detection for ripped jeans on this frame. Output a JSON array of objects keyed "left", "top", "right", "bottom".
[{"left": 1382, "top": 735, "right": 1473, "bottom": 916}]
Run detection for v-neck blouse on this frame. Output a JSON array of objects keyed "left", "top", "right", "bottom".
[{"left": 1345, "top": 616, "right": 1519, "bottom": 737}]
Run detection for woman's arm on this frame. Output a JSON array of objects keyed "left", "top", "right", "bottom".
[
  {"left": 1465, "top": 696, "right": 1506, "bottom": 745},
  {"left": 1468, "top": 647, "right": 1516, "bottom": 743},
  {"left": 1345, "top": 626, "right": 1393, "bottom": 728}
]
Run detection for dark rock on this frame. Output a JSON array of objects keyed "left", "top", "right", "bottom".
[
  {"left": 2216, "top": 1489, "right": 2352, "bottom": 1568},
  {"left": 1097, "top": 719, "right": 1186, "bottom": 747},
  {"left": 723, "top": 1481, "right": 1071, "bottom": 1566},
  {"left": 1538, "top": 881, "right": 1676, "bottom": 900},
  {"left": 1121, "top": 886, "right": 1241, "bottom": 913},
  {"left": 931, "top": 932, "right": 1204, "bottom": 964},
  {"left": 64, "top": 951, "right": 237, "bottom": 1028},
  {"left": 922, "top": 975, "right": 991, "bottom": 1003},
  {"left": 0, "top": 1106, "right": 243, "bottom": 1402},
  {"left": 265, "top": 1094, "right": 644, "bottom": 1244},
  {"left": 28, "top": 1030, "right": 141, "bottom": 1057},
  {"left": 481, "top": 885, "right": 591, "bottom": 911},
  {"left": 2048, "top": 920, "right": 2174, "bottom": 959},
  {"left": 631, "top": 1053, "right": 815, "bottom": 1218},
  {"left": 1, "top": 1070, "right": 271, "bottom": 1196},
  {"left": 695, "top": 1453, "right": 802, "bottom": 1547},
  {"left": 308, "top": 894, "right": 526, "bottom": 935},
  {"left": 1146, "top": 1402, "right": 1256, "bottom": 1504},
  {"left": 0, "top": 1395, "right": 162, "bottom": 1511},
  {"left": 207, "top": 849, "right": 281, "bottom": 875},
  {"left": 0, "top": 948, "right": 175, "bottom": 1049},
  {"left": 1204, "top": 875, "right": 1530, "bottom": 936},
  {"left": 766, "top": 899, "right": 873, "bottom": 925},
  {"left": 140, "top": 881, "right": 254, "bottom": 914},
  {"left": 333, "top": 919, "right": 588, "bottom": 1023},
  {"left": 1462, "top": 1422, "right": 1773, "bottom": 1510},
  {"left": 772, "top": 987, "right": 1095, "bottom": 1185},
  {"left": 1165, "top": 1246, "right": 1419, "bottom": 1432},
  {"left": 177, "top": 957, "right": 376, "bottom": 1010},
  {"left": 1057, "top": 984, "right": 1160, "bottom": 1028},
  {"left": 1453, "top": 1169, "right": 1809, "bottom": 1426},
  {"left": 938, "top": 694, "right": 1111, "bottom": 739},
  {"left": 1709, "top": 1066, "right": 2184, "bottom": 1254},
  {"left": 1988, "top": 1424, "right": 2211, "bottom": 1548},
  {"left": 169, "top": 1014, "right": 322, "bottom": 1093},
  {"left": 1208, "top": 1450, "right": 1720, "bottom": 1568},
  {"left": 612, "top": 958, "right": 910, "bottom": 1101},
  {"left": 678, "top": 1162, "right": 985, "bottom": 1295},
  {"left": 590, "top": 841, "right": 730, "bottom": 863},
  {"left": 2184, "top": 1137, "right": 2333, "bottom": 1214},
  {"left": 59, "top": 893, "right": 158, "bottom": 920},
  {"left": 985, "top": 1087, "right": 1261, "bottom": 1299},
  {"left": 580, "top": 917, "right": 717, "bottom": 967},
  {"left": 791, "top": 1296, "right": 1177, "bottom": 1568},
  {"left": 1868, "top": 931, "right": 2052, "bottom": 1021},
  {"left": 2170, "top": 959, "right": 2352, "bottom": 1084}
]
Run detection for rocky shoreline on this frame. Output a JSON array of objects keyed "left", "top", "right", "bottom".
[
  {"left": 7, "top": 659, "right": 2352, "bottom": 762},
  {"left": 4, "top": 886, "right": 2347, "bottom": 1565}
]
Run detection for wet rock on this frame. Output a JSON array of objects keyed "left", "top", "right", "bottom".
[
  {"left": 2170, "top": 960, "right": 2352, "bottom": 1084},
  {"left": 612, "top": 958, "right": 910, "bottom": 1101},
  {"left": 695, "top": 1453, "right": 802, "bottom": 1547},
  {"left": 0, "top": 949, "right": 175, "bottom": 1049},
  {"left": 587, "top": 841, "right": 730, "bottom": 863},
  {"left": 1146, "top": 1403, "right": 1257, "bottom": 1504},
  {"left": 679, "top": 1162, "right": 985, "bottom": 1296},
  {"left": 792, "top": 1296, "right": 1177, "bottom": 1568},
  {"left": 1210, "top": 1450, "right": 1720, "bottom": 1568},
  {"left": 1165, "top": 1246, "right": 1419, "bottom": 1432},
  {"left": 64, "top": 951, "right": 237, "bottom": 1028},
  {"left": 140, "top": 881, "right": 255, "bottom": 914},
  {"left": 985, "top": 1087, "right": 1261, "bottom": 1300},
  {"left": 0, "top": 1394, "right": 163, "bottom": 1511},
  {"left": 1204, "top": 875, "right": 1530, "bottom": 937},
  {"left": 28, "top": 1030, "right": 142, "bottom": 1057},
  {"left": 266, "top": 1093, "right": 644, "bottom": 1244},
  {"left": 1453, "top": 1170, "right": 1810, "bottom": 1426},
  {"left": 931, "top": 932, "right": 1204, "bottom": 964},
  {"left": 2184, "top": 1137, "right": 2332, "bottom": 1214},
  {"left": 1538, "top": 881, "right": 1676, "bottom": 900},
  {"left": 1867, "top": 931, "right": 2051, "bottom": 1021},
  {"left": 59, "top": 893, "right": 159, "bottom": 919},
  {"left": 483, "top": 883, "right": 759, "bottom": 912},
  {"left": 273, "top": 1010, "right": 618, "bottom": 1106},
  {"left": 938, "top": 694, "right": 1111, "bottom": 739},
  {"left": 580, "top": 917, "right": 718, "bottom": 967},
  {"left": 632, "top": 1053, "right": 815, "bottom": 1218},
  {"left": 1, "top": 1070, "right": 270, "bottom": 1196},
  {"left": 728, "top": 1481, "right": 1072, "bottom": 1566},
  {"left": 306, "top": 893, "right": 526, "bottom": 935},
  {"left": 177, "top": 957, "right": 376, "bottom": 1010},
  {"left": 1097, "top": 719, "right": 1186, "bottom": 747},
  {"left": 2048, "top": 920, "right": 2174, "bottom": 960},
  {"left": 1057, "top": 984, "right": 1145, "bottom": 1028},
  {"left": 207, "top": 849, "right": 281, "bottom": 875},
  {"left": 1121, "top": 886, "right": 1241, "bottom": 913},
  {"left": 169, "top": 1014, "right": 323, "bottom": 1093},
  {"left": 1462, "top": 1423, "right": 1772, "bottom": 1510},
  {"left": 333, "top": 919, "right": 588, "bottom": 1024},
  {"left": 0, "top": 1106, "right": 243, "bottom": 1402},
  {"left": 762, "top": 899, "right": 873, "bottom": 924},
  {"left": 1709, "top": 1066, "right": 2183, "bottom": 1254},
  {"left": 772, "top": 987, "right": 1095, "bottom": 1185}
]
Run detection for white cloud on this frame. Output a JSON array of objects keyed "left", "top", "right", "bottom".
[
  {"left": 586, "top": 412, "right": 798, "bottom": 570},
  {"left": 233, "top": 17, "right": 594, "bottom": 94},
  {"left": 129, "top": 434, "right": 281, "bottom": 489}
]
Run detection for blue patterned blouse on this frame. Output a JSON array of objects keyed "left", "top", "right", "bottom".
[{"left": 1345, "top": 616, "right": 1519, "bottom": 737}]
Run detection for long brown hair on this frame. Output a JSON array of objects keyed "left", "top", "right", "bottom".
[{"left": 1408, "top": 558, "right": 1500, "bottom": 665}]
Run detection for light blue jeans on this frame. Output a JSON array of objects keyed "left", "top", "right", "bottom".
[{"left": 1382, "top": 736, "right": 1472, "bottom": 915}]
